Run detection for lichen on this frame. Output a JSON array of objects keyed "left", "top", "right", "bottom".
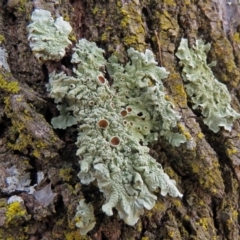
[
  {"left": 6, "top": 201, "right": 28, "bottom": 225},
  {"left": 0, "top": 35, "right": 5, "bottom": 43},
  {"left": 2, "top": 165, "right": 35, "bottom": 194},
  {"left": 27, "top": 9, "right": 72, "bottom": 62},
  {"left": 107, "top": 48, "right": 187, "bottom": 146},
  {"left": 33, "top": 183, "right": 57, "bottom": 207},
  {"left": 176, "top": 38, "right": 240, "bottom": 133},
  {"left": 17, "top": 0, "right": 27, "bottom": 12},
  {"left": 47, "top": 39, "right": 183, "bottom": 228},
  {"left": 0, "top": 73, "right": 20, "bottom": 93},
  {"left": 197, "top": 132, "right": 205, "bottom": 139},
  {"left": 118, "top": 1, "right": 146, "bottom": 51},
  {"left": 226, "top": 147, "right": 237, "bottom": 156},
  {"left": 4, "top": 92, "right": 62, "bottom": 163},
  {"left": 59, "top": 168, "right": 72, "bottom": 181},
  {"left": 7, "top": 196, "right": 24, "bottom": 204},
  {"left": 74, "top": 200, "right": 96, "bottom": 236},
  {"left": 65, "top": 230, "right": 90, "bottom": 240}
]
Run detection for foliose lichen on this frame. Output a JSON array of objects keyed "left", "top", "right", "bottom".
[
  {"left": 33, "top": 183, "right": 57, "bottom": 207},
  {"left": 7, "top": 195, "right": 24, "bottom": 204},
  {"left": 47, "top": 39, "right": 183, "bottom": 228},
  {"left": 107, "top": 48, "right": 186, "bottom": 146},
  {"left": 176, "top": 38, "right": 240, "bottom": 133},
  {"left": 2, "top": 166, "right": 35, "bottom": 194},
  {"left": 27, "top": 9, "right": 72, "bottom": 62},
  {"left": 74, "top": 199, "right": 96, "bottom": 236}
]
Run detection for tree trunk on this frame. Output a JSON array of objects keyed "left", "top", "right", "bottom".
[{"left": 0, "top": 0, "right": 240, "bottom": 239}]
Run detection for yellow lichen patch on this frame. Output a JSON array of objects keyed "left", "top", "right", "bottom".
[
  {"left": 116, "top": 0, "right": 121, "bottom": 7},
  {"left": 165, "top": 167, "right": 178, "bottom": 180},
  {"left": 159, "top": 11, "right": 174, "bottom": 30},
  {"left": 0, "top": 74, "right": 20, "bottom": 93},
  {"left": 35, "top": 139, "right": 47, "bottom": 149},
  {"left": 233, "top": 32, "right": 240, "bottom": 43},
  {"left": 0, "top": 34, "right": 5, "bottom": 43},
  {"left": 212, "top": 40, "right": 240, "bottom": 87},
  {"left": 136, "top": 220, "right": 142, "bottom": 232},
  {"left": 171, "top": 198, "right": 182, "bottom": 208},
  {"left": 7, "top": 123, "right": 32, "bottom": 151},
  {"left": 226, "top": 147, "right": 237, "bottom": 156},
  {"left": 165, "top": 95, "right": 170, "bottom": 101},
  {"left": 212, "top": 159, "right": 220, "bottom": 169},
  {"left": 0, "top": 230, "right": 28, "bottom": 240},
  {"left": 91, "top": 6, "right": 99, "bottom": 15},
  {"left": 163, "top": 0, "right": 176, "bottom": 6},
  {"left": 32, "top": 149, "right": 40, "bottom": 158},
  {"left": 141, "top": 237, "right": 149, "bottom": 240},
  {"left": 190, "top": 162, "right": 200, "bottom": 174},
  {"left": 18, "top": 0, "right": 27, "bottom": 12},
  {"left": 167, "top": 231, "right": 175, "bottom": 238},
  {"left": 123, "top": 35, "right": 139, "bottom": 45},
  {"left": 101, "top": 32, "right": 108, "bottom": 41},
  {"left": 197, "top": 132, "right": 205, "bottom": 139},
  {"left": 198, "top": 174, "right": 219, "bottom": 196},
  {"left": 198, "top": 199, "right": 205, "bottom": 206},
  {"left": 119, "top": 1, "right": 146, "bottom": 51},
  {"left": 177, "top": 123, "right": 191, "bottom": 140},
  {"left": 4, "top": 91, "right": 61, "bottom": 160},
  {"left": 232, "top": 210, "right": 238, "bottom": 220},
  {"left": 120, "top": 10, "right": 130, "bottom": 27},
  {"left": 7, "top": 120, "right": 47, "bottom": 159},
  {"left": 64, "top": 230, "right": 90, "bottom": 240},
  {"left": 0, "top": 199, "right": 7, "bottom": 208},
  {"left": 174, "top": 84, "right": 186, "bottom": 97},
  {"left": 184, "top": 0, "right": 191, "bottom": 4},
  {"left": 147, "top": 200, "right": 166, "bottom": 218},
  {"left": 60, "top": 168, "right": 72, "bottom": 181},
  {"left": 69, "top": 34, "right": 77, "bottom": 42},
  {"left": 6, "top": 202, "right": 27, "bottom": 224},
  {"left": 168, "top": 73, "right": 187, "bottom": 106},
  {"left": 197, "top": 217, "right": 211, "bottom": 231},
  {"left": 63, "top": 14, "right": 71, "bottom": 22}
]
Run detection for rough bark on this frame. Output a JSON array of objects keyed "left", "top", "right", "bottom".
[{"left": 0, "top": 0, "right": 240, "bottom": 239}]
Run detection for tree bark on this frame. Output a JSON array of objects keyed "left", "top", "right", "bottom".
[{"left": 1, "top": 0, "right": 240, "bottom": 239}]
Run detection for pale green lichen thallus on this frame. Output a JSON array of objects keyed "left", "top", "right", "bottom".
[
  {"left": 47, "top": 39, "right": 184, "bottom": 229},
  {"left": 176, "top": 38, "right": 240, "bottom": 133}
]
